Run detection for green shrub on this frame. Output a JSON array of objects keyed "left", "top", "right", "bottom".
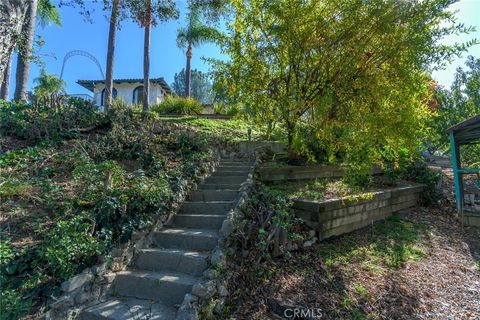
[
  {"left": 151, "top": 96, "right": 203, "bottom": 115},
  {"left": 401, "top": 162, "right": 442, "bottom": 206},
  {"left": 40, "top": 214, "right": 106, "bottom": 279},
  {"left": 0, "top": 289, "right": 32, "bottom": 320},
  {"left": 213, "top": 102, "right": 241, "bottom": 116},
  {"left": 0, "top": 98, "right": 104, "bottom": 142}
]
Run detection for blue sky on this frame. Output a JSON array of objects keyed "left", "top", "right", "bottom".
[{"left": 7, "top": 0, "right": 480, "bottom": 98}]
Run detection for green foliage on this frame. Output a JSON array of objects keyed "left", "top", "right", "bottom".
[
  {"left": 171, "top": 68, "right": 214, "bottom": 103},
  {"left": 176, "top": 3, "right": 218, "bottom": 49},
  {"left": 401, "top": 163, "right": 442, "bottom": 206},
  {"left": 159, "top": 116, "right": 257, "bottom": 143},
  {"left": 212, "top": 102, "right": 240, "bottom": 116},
  {"left": 0, "top": 98, "right": 103, "bottom": 142},
  {"left": 213, "top": 0, "right": 476, "bottom": 173},
  {"left": 41, "top": 215, "right": 106, "bottom": 279},
  {"left": 151, "top": 96, "right": 203, "bottom": 115},
  {"left": 0, "top": 177, "right": 31, "bottom": 199},
  {"left": 238, "top": 185, "right": 304, "bottom": 262},
  {"left": 429, "top": 56, "right": 480, "bottom": 165},
  {"left": 37, "top": 0, "right": 62, "bottom": 27},
  {"left": 33, "top": 69, "right": 66, "bottom": 97},
  {"left": 268, "top": 178, "right": 363, "bottom": 202},
  {"left": 0, "top": 289, "right": 32, "bottom": 320}
]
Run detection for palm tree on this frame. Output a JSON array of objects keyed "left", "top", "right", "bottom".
[
  {"left": 13, "top": 0, "right": 61, "bottom": 102},
  {"left": 104, "top": 0, "right": 120, "bottom": 112},
  {"left": 129, "top": 0, "right": 178, "bottom": 111},
  {"left": 13, "top": 0, "right": 38, "bottom": 102},
  {"left": 0, "top": 53, "right": 13, "bottom": 100},
  {"left": 33, "top": 68, "right": 65, "bottom": 97},
  {"left": 176, "top": 4, "right": 218, "bottom": 97}
]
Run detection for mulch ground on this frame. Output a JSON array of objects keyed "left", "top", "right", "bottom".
[{"left": 224, "top": 191, "right": 480, "bottom": 319}]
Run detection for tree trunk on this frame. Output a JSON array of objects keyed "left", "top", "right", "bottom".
[
  {"left": 13, "top": 0, "right": 38, "bottom": 102},
  {"left": 287, "top": 125, "right": 295, "bottom": 160},
  {"left": 0, "top": 52, "right": 13, "bottom": 100},
  {"left": 104, "top": 0, "right": 119, "bottom": 112},
  {"left": 185, "top": 43, "right": 192, "bottom": 97},
  {"left": 142, "top": 3, "right": 151, "bottom": 112},
  {"left": 0, "top": 0, "right": 28, "bottom": 78}
]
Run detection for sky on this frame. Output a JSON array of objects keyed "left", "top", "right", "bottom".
[{"left": 6, "top": 0, "right": 480, "bottom": 98}]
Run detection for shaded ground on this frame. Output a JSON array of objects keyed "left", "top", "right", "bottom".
[{"left": 224, "top": 206, "right": 480, "bottom": 319}]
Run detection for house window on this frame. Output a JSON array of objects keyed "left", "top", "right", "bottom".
[
  {"left": 133, "top": 86, "right": 144, "bottom": 104},
  {"left": 100, "top": 87, "right": 117, "bottom": 106}
]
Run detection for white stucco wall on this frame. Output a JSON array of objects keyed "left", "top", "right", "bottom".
[{"left": 93, "top": 81, "right": 168, "bottom": 108}]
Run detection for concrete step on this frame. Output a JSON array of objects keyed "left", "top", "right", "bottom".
[
  {"left": 219, "top": 161, "right": 254, "bottom": 167},
  {"left": 204, "top": 176, "right": 246, "bottom": 184},
  {"left": 189, "top": 190, "right": 238, "bottom": 201},
  {"left": 111, "top": 270, "right": 198, "bottom": 305},
  {"left": 198, "top": 183, "right": 241, "bottom": 190},
  {"left": 152, "top": 228, "right": 218, "bottom": 251},
  {"left": 216, "top": 165, "right": 252, "bottom": 171},
  {"left": 80, "top": 297, "right": 176, "bottom": 320},
  {"left": 211, "top": 170, "right": 250, "bottom": 177},
  {"left": 174, "top": 214, "right": 226, "bottom": 229},
  {"left": 134, "top": 248, "right": 208, "bottom": 276},
  {"left": 180, "top": 201, "right": 234, "bottom": 215}
]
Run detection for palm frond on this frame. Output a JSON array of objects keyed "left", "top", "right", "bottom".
[{"left": 37, "top": 0, "right": 62, "bottom": 28}]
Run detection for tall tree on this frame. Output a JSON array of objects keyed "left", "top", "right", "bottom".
[
  {"left": 13, "top": 0, "right": 38, "bottom": 102},
  {"left": 12, "top": 0, "right": 61, "bottom": 102},
  {"left": 171, "top": 68, "right": 213, "bottom": 103},
  {"left": 129, "top": 0, "right": 178, "bottom": 111},
  {"left": 0, "top": 53, "right": 13, "bottom": 100},
  {"left": 104, "top": 0, "right": 120, "bottom": 111},
  {"left": 216, "top": 0, "right": 475, "bottom": 167},
  {"left": 0, "top": 0, "right": 28, "bottom": 80},
  {"left": 176, "top": 3, "right": 218, "bottom": 97}
]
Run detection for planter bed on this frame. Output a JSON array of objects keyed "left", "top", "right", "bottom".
[
  {"left": 292, "top": 184, "right": 424, "bottom": 240},
  {"left": 258, "top": 163, "right": 381, "bottom": 182}
]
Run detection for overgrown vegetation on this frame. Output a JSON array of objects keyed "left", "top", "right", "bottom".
[
  {"left": 0, "top": 99, "right": 218, "bottom": 318},
  {"left": 0, "top": 98, "right": 104, "bottom": 142},
  {"left": 151, "top": 96, "right": 203, "bottom": 115},
  {"left": 158, "top": 116, "right": 260, "bottom": 143}
]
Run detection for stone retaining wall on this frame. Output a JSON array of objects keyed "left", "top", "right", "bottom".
[{"left": 292, "top": 184, "right": 424, "bottom": 240}]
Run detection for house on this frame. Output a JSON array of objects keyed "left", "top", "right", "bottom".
[{"left": 77, "top": 78, "right": 173, "bottom": 108}]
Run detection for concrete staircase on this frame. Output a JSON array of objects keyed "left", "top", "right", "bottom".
[{"left": 80, "top": 159, "right": 253, "bottom": 320}]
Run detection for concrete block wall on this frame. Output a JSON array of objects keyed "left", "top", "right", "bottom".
[{"left": 292, "top": 184, "right": 424, "bottom": 240}]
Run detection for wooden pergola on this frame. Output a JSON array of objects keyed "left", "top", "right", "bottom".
[{"left": 446, "top": 114, "right": 480, "bottom": 218}]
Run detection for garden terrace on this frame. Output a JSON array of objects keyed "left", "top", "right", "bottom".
[{"left": 0, "top": 106, "right": 222, "bottom": 318}]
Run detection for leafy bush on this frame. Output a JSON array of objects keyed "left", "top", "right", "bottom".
[
  {"left": 236, "top": 185, "right": 304, "bottom": 262},
  {"left": 151, "top": 96, "right": 203, "bottom": 115},
  {"left": 213, "top": 102, "right": 241, "bottom": 116},
  {"left": 401, "top": 162, "right": 442, "bottom": 206},
  {"left": 40, "top": 215, "right": 106, "bottom": 279},
  {"left": 0, "top": 98, "right": 104, "bottom": 142}
]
